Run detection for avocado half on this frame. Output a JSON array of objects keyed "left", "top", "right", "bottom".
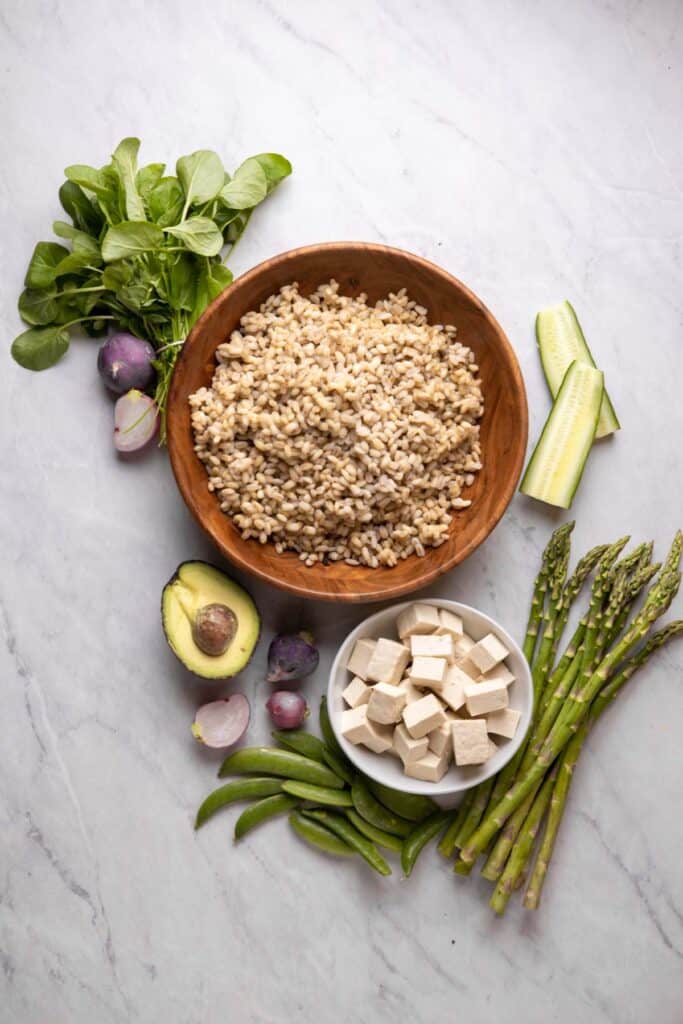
[{"left": 161, "top": 561, "right": 260, "bottom": 679}]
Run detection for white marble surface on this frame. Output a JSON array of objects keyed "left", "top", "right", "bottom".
[{"left": 2, "top": 1, "right": 683, "bottom": 1021}]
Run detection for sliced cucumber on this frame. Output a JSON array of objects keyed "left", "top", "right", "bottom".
[
  {"left": 536, "top": 300, "right": 620, "bottom": 439},
  {"left": 520, "top": 361, "right": 603, "bottom": 509}
]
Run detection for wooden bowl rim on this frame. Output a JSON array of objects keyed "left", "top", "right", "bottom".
[{"left": 167, "top": 241, "right": 528, "bottom": 602}]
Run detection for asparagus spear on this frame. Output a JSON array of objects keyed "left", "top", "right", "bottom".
[
  {"left": 523, "top": 522, "right": 574, "bottom": 663},
  {"left": 437, "top": 792, "right": 475, "bottom": 859}
]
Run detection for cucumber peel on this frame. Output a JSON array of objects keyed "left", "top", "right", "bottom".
[
  {"left": 536, "top": 301, "right": 620, "bottom": 439},
  {"left": 520, "top": 361, "right": 603, "bottom": 509}
]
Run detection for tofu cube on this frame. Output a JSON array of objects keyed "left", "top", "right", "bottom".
[
  {"left": 464, "top": 679, "right": 509, "bottom": 717},
  {"left": 487, "top": 737, "right": 499, "bottom": 760},
  {"left": 396, "top": 603, "right": 441, "bottom": 639},
  {"left": 409, "top": 633, "right": 455, "bottom": 663},
  {"left": 397, "top": 679, "right": 424, "bottom": 705},
  {"left": 485, "top": 707, "right": 522, "bottom": 739},
  {"left": 366, "top": 682, "right": 407, "bottom": 725},
  {"left": 478, "top": 662, "right": 515, "bottom": 687},
  {"left": 428, "top": 721, "right": 453, "bottom": 760},
  {"left": 342, "top": 676, "right": 371, "bottom": 708},
  {"left": 451, "top": 719, "right": 491, "bottom": 766},
  {"left": 402, "top": 693, "right": 448, "bottom": 739},
  {"left": 341, "top": 706, "right": 393, "bottom": 753},
  {"left": 404, "top": 749, "right": 450, "bottom": 783},
  {"left": 346, "top": 638, "right": 377, "bottom": 679},
  {"left": 393, "top": 723, "right": 429, "bottom": 764},
  {"left": 366, "top": 637, "right": 411, "bottom": 685},
  {"left": 469, "top": 632, "right": 510, "bottom": 674},
  {"left": 434, "top": 608, "right": 464, "bottom": 639},
  {"left": 408, "top": 656, "right": 448, "bottom": 690},
  {"left": 453, "top": 633, "right": 476, "bottom": 662}
]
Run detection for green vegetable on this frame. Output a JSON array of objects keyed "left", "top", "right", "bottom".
[
  {"left": 319, "top": 696, "right": 346, "bottom": 761},
  {"left": 218, "top": 747, "right": 345, "bottom": 789},
  {"left": 366, "top": 779, "right": 438, "bottom": 823},
  {"left": 401, "top": 812, "right": 451, "bottom": 877},
  {"left": 350, "top": 777, "right": 413, "bottom": 837},
  {"left": 303, "top": 809, "right": 391, "bottom": 876},
  {"left": 11, "top": 137, "right": 291, "bottom": 438},
  {"left": 195, "top": 777, "right": 283, "bottom": 829},
  {"left": 321, "top": 748, "right": 355, "bottom": 786},
  {"left": 536, "top": 300, "right": 620, "bottom": 439},
  {"left": 271, "top": 729, "right": 327, "bottom": 763},
  {"left": 345, "top": 809, "right": 404, "bottom": 853},
  {"left": 281, "top": 781, "right": 353, "bottom": 807},
  {"left": 234, "top": 794, "right": 299, "bottom": 840},
  {"left": 289, "top": 810, "right": 355, "bottom": 857},
  {"left": 520, "top": 361, "right": 604, "bottom": 508}
]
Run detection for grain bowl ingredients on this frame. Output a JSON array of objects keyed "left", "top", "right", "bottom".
[
  {"left": 266, "top": 631, "right": 319, "bottom": 684},
  {"left": 266, "top": 690, "right": 309, "bottom": 730},
  {"left": 191, "top": 695, "right": 250, "bottom": 748},
  {"left": 190, "top": 281, "right": 484, "bottom": 568},
  {"left": 97, "top": 333, "right": 156, "bottom": 395},
  {"left": 113, "top": 389, "right": 159, "bottom": 453}
]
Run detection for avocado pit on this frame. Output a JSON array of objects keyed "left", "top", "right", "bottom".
[{"left": 192, "top": 603, "right": 238, "bottom": 657}]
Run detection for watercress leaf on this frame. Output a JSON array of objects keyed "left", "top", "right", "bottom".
[
  {"left": 58, "top": 181, "right": 104, "bottom": 235},
  {"left": 111, "top": 137, "right": 147, "bottom": 221},
  {"left": 206, "top": 262, "right": 233, "bottom": 301},
  {"left": 25, "top": 242, "right": 70, "bottom": 289},
  {"left": 102, "top": 261, "right": 134, "bottom": 290},
  {"left": 11, "top": 324, "right": 70, "bottom": 370},
  {"left": 18, "top": 287, "right": 58, "bottom": 325},
  {"left": 164, "top": 216, "right": 224, "bottom": 257},
  {"left": 213, "top": 200, "right": 242, "bottom": 231},
  {"left": 52, "top": 221, "right": 102, "bottom": 258},
  {"left": 248, "top": 153, "right": 292, "bottom": 193},
  {"left": 101, "top": 222, "right": 164, "bottom": 262},
  {"left": 53, "top": 249, "right": 101, "bottom": 276},
  {"left": 147, "top": 177, "right": 184, "bottom": 226},
  {"left": 64, "top": 164, "right": 116, "bottom": 201},
  {"left": 220, "top": 159, "right": 268, "bottom": 209},
  {"left": 167, "top": 254, "right": 196, "bottom": 311},
  {"left": 137, "top": 162, "right": 165, "bottom": 200},
  {"left": 225, "top": 209, "right": 252, "bottom": 245},
  {"left": 118, "top": 280, "right": 153, "bottom": 312},
  {"left": 176, "top": 150, "right": 225, "bottom": 207},
  {"left": 190, "top": 263, "right": 210, "bottom": 326}
]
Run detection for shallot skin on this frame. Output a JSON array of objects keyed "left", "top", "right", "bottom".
[
  {"left": 266, "top": 632, "right": 319, "bottom": 684},
  {"left": 266, "top": 691, "right": 309, "bottom": 730},
  {"left": 114, "top": 389, "right": 159, "bottom": 453},
  {"left": 192, "top": 695, "right": 251, "bottom": 748},
  {"left": 98, "top": 333, "right": 157, "bottom": 395}
]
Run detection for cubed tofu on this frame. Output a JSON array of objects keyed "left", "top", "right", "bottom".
[
  {"left": 341, "top": 706, "right": 393, "bottom": 753},
  {"left": 485, "top": 707, "right": 522, "bottom": 739},
  {"left": 453, "top": 633, "right": 476, "bottom": 662},
  {"left": 428, "top": 721, "right": 453, "bottom": 760},
  {"left": 434, "top": 608, "right": 464, "bottom": 640},
  {"left": 486, "top": 737, "right": 499, "bottom": 760},
  {"left": 451, "top": 719, "right": 491, "bottom": 766},
  {"left": 366, "top": 637, "right": 411, "bottom": 685},
  {"left": 409, "top": 633, "right": 456, "bottom": 663},
  {"left": 367, "top": 682, "right": 407, "bottom": 725},
  {"left": 469, "top": 632, "right": 510, "bottom": 674},
  {"left": 440, "top": 664, "right": 470, "bottom": 712},
  {"left": 397, "top": 679, "right": 424, "bottom": 705},
  {"left": 478, "top": 662, "right": 515, "bottom": 687},
  {"left": 404, "top": 749, "right": 450, "bottom": 783},
  {"left": 464, "top": 678, "right": 509, "bottom": 716},
  {"left": 396, "top": 603, "right": 441, "bottom": 639},
  {"left": 346, "top": 638, "right": 377, "bottom": 679},
  {"left": 342, "top": 676, "right": 372, "bottom": 708},
  {"left": 408, "top": 656, "right": 448, "bottom": 690},
  {"left": 402, "top": 693, "right": 448, "bottom": 739},
  {"left": 393, "top": 723, "right": 429, "bottom": 764}
]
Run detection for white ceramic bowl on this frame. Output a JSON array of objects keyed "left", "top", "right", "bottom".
[{"left": 328, "top": 599, "right": 533, "bottom": 797}]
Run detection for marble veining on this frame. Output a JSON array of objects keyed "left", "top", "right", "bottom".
[{"left": 1, "top": 1, "right": 683, "bottom": 1021}]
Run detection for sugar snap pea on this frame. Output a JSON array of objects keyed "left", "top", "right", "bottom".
[
  {"left": 289, "top": 810, "right": 354, "bottom": 857},
  {"left": 319, "top": 696, "right": 350, "bottom": 763},
  {"left": 234, "top": 794, "right": 299, "bottom": 841},
  {"left": 281, "top": 781, "right": 353, "bottom": 807},
  {"left": 322, "top": 748, "right": 355, "bottom": 786},
  {"left": 303, "top": 809, "right": 391, "bottom": 876},
  {"left": 346, "top": 809, "right": 404, "bottom": 853},
  {"left": 401, "top": 811, "right": 452, "bottom": 877},
  {"left": 437, "top": 799, "right": 473, "bottom": 859},
  {"left": 219, "top": 746, "right": 344, "bottom": 789},
  {"left": 272, "top": 730, "right": 327, "bottom": 763},
  {"left": 368, "top": 779, "right": 438, "bottom": 823},
  {"left": 195, "top": 777, "right": 284, "bottom": 829},
  {"left": 351, "top": 777, "right": 413, "bottom": 837}
]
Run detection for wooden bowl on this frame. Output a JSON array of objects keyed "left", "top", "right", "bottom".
[{"left": 167, "top": 242, "right": 528, "bottom": 603}]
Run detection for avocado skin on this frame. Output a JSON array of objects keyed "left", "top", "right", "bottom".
[{"left": 161, "top": 560, "right": 261, "bottom": 679}]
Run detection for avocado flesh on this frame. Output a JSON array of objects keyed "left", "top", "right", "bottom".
[{"left": 162, "top": 561, "right": 260, "bottom": 679}]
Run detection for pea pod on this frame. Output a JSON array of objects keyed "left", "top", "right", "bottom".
[
  {"left": 346, "top": 809, "right": 404, "bottom": 853},
  {"left": 368, "top": 779, "right": 438, "bottom": 823},
  {"left": 289, "top": 810, "right": 355, "bottom": 857},
  {"left": 351, "top": 777, "right": 413, "bottom": 837},
  {"left": 219, "top": 746, "right": 344, "bottom": 789},
  {"left": 322, "top": 748, "right": 355, "bottom": 786},
  {"left": 436, "top": 803, "right": 469, "bottom": 859},
  {"left": 281, "top": 781, "right": 353, "bottom": 807},
  {"left": 319, "top": 696, "right": 349, "bottom": 763},
  {"left": 234, "top": 794, "right": 299, "bottom": 840},
  {"left": 195, "top": 777, "right": 284, "bottom": 829},
  {"left": 272, "top": 730, "right": 327, "bottom": 763},
  {"left": 303, "top": 809, "right": 391, "bottom": 876},
  {"left": 401, "top": 811, "right": 451, "bottom": 877}
]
